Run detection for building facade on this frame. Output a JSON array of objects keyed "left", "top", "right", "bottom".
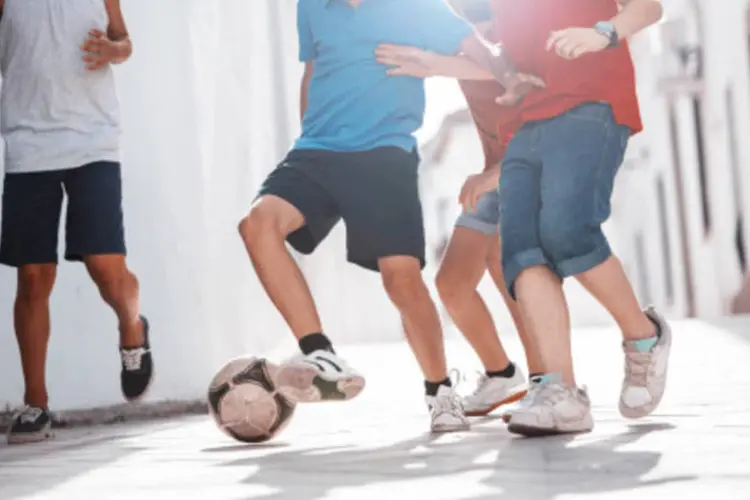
[{"left": 420, "top": 0, "right": 750, "bottom": 321}]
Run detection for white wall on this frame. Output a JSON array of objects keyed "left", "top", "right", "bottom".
[
  {"left": 0, "top": 0, "right": 402, "bottom": 413},
  {"left": 611, "top": 0, "right": 750, "bottom": 318}
]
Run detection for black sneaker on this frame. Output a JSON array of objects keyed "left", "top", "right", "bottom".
[
  {"left": 7, "top": 406, "right": 53, "bottom": 445},
  {"left": 120, "top": 315, "right": 154, "bottom": 402}
]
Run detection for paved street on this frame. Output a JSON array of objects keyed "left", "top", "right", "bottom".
[{"left": 2, "top": 316, "right": 750, "bottom": 500}]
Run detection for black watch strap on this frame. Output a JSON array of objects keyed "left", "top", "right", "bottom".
[{"left": 594, "top": 21, "right": 619, "bottom": 48}]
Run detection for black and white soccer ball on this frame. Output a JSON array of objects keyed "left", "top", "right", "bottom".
[{"left": 207, "top": 357, "right": 296, "bottom": 443}]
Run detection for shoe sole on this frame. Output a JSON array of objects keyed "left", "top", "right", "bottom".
[
  {"left": 465, "top": 389, "right": 528, "bottom": 418},
  {"left": 507, "top": 423, "right": 592, "bottom": 437},
  {"left": 7, "top": 425, "right": 54, "bottom": 445},
  {"left": 431, "top": 423, "right": 471, "bottom": 433},
  {"left": 274, "top": 364, "right": 365, "bottom": 403}
]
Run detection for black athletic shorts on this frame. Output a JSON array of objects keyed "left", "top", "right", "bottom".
[
  {"left": 0, "top": 161, "right": 126, "bottom": 267},
  {"left": 257, "top": 147, "right": 424, "bottom": 272}
]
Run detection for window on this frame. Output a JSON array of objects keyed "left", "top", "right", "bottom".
[
  {"left": 668, "top": 103, "right": 696, "bottom": 316},
  {"left": 656, "top": 176, "right": 674, "bottom": 305},
  {"left": 691, "top": 97, "right": 711, "bottom": 234},
  {"left": 725, "top": 86, "right": 746, "bottom": 272}
]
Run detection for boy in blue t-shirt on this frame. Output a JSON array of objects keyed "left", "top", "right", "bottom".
[{"left": 238, "top": 0, "right": 536, "bottom": 433}]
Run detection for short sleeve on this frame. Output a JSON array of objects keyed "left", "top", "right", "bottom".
[
  {"left": 415, "top": 0, "right": 474, "bottom": 55},
  {"left": 297, "top": 1, "right": 316, "bottom": 62}
]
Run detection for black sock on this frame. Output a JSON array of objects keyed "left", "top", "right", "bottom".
[
  {"left": 424, "top": 377, "right": 451, "bottom": 397},
  {"left": 298, "top": 333, "right": 334, "bottom": 355},
  {"left": 486, "top": 362, "right": 516, "bottom": 379}
]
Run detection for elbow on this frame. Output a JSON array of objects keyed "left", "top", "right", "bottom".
[{"left": 650, "top": 0, "right": 664, "bottom": 24}]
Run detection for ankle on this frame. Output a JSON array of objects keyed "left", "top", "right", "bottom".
[
  {"left": 299, "top": 332, "right": 334, "bottom": 355},
  {"left": 120, "top": 316, "right": 144, "bottom": 348},
  {"left": 424, "top": 377, "right": 451, "bottom": 397},
  {"left": 24, "top": 392, "right": 48, "bottom": 410},
  {"left": 621, "top": 312, "right": 658, "bottom": 341},
  {"left": 486, "top": 362, "right": 516, "bottom": 378}
]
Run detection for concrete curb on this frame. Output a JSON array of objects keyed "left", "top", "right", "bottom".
[{"left": 0, "top": 400, "right": 208, "bottom": 432}]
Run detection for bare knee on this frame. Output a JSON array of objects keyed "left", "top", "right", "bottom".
[
  {"left": 17, "top": 265, "right": 57, "bottom": 303},
  {"left": 435, "top": 268, "right": 473, "bottom": 311},
  {"left": 381, "top": 258, "right": 428, "bottom": 309},
  {"left": 238, "top": 196, "right": 303, "bottom": 248},
  {"left": 85, "top": 256, "right": 137, "bottom": 303}
]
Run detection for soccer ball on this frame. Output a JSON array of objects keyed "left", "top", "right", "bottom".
[{"left": 207, "top": 356, "right": 296, "bottom": 443}]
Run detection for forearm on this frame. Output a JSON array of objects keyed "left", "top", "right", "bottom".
[
  {"left": 611, "top": 0, "right": 663, "bottom": 39},
  {"left": 300, "top": 79, "right": 311, "bottom": 123},
  {"left": 427, "top": 53, "right": 494, "bottom": 80},
  {"left": 300, "top": 62, "right": 313, "bottom": 123},
  {"left": 483, "top": 162, "right": 501, "bottom": 183},
  {"left": 458, "top": 34, "right": 513, "bottom": 85}
]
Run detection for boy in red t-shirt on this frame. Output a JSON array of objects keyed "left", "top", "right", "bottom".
[
  {"left": 377, "top": 0, "right": 669, "bottom": 436},
  {"left": 380, "top": 4, "right": 544, "bottom": 419}
]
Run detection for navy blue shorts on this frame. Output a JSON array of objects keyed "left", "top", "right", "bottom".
[
  {"left": 499, "top": 102, "right": 630, "bottom": 298},
  {"left": 0, "top": 161, "right": 126, "bottom": 267},
  {"left": 257, "top": 147, "right": 425, "bottom": 272}
]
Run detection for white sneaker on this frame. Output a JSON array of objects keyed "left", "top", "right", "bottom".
[
  {"left": 274, "top": 349, "right": 365, "bottom": 403},
  {"left": 501, "top": 374, "right": 544, "bottom": 423},
  {"left": 462, "top": 365, "right": 528, "bottom": 417},
  {"left": 507, "top": 374, "right": 594, "bottom": 437},
  {"left": 619, "top": 307, "right": 672, "bottom": 419},
  {"left": 426, "top": 385, "right": 471, "bottom": 433}
]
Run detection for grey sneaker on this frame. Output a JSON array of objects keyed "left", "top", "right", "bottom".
[
  {"left": 619, "top": 307, "right": 672, "bottom": 419},
  {"left": 426, "top": 385, "right": 471, "bottom": 433},
  {"left": 507, "top": 374, "right": 594, "bottom": 437},
  {"left": 501, "top": 374, "right": 544, "bottom": 423}
]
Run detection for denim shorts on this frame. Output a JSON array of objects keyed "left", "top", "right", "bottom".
[
  {"left": 455, "top": 188, "right": 500, "bottom": 236},
  {"left": 498, "top": 102, "right": 630, "bottom": 298}
]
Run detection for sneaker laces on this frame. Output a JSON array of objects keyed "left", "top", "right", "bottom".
[
  {"left": 624, "top": 351, "right": 652, "bottom": 386},
  {"left": 430, "top": 390, "right": 465, "bottom": 417},
  {"left": 534, "top": 383, "right": 572, "bottom": 407},
  {"left": 121, "top": 347, "right": 146, "bottom": 371},
  {"left": 15, "top": 405, "right": 43, "bottom": 424}
]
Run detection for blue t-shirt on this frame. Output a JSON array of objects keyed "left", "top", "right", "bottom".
[{"left": 294, "top": 0, "right": 473, "bottom": 153}]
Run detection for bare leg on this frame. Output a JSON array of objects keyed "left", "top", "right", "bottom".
[
  {"left": 486, "top": 237, "right": 545, "bottom": 375},
  {"left": 514, "top": 266, "right": 575, "bottom": 386},
  {"left": 576, "top": 256, "right": 656, "bottom": 341},
  {"left": 435, "top": 227, "right": 510, "bottom": 372},
  {"left": 239, "top": 195, "right": 322, "bottom": 339},
  {"left": 84, "top": 255, "right": 143, "bottom": 347},
  {"left": 15, "top": 265, "right": 57, "bottom": 409},
  {"left": 380, "top": 255, "right": 447, "bottom": 382}
]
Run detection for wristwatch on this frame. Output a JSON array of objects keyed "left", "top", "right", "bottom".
[{"left": 593, "top": 21, "right": 619, "bottom": 49}]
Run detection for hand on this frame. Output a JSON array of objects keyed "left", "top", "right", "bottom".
[
  {"left": 546, "top": 27, "right": 610, "bottom": 60},
  {"left": 459, "top": 170, "right": 500, "bottom": 213},
  {"left": 81, "top": 29, "right": 119, "bottom": 71},
  {"left": 495, "top": 71, "right": 545, "bottom": 106},
  {"left": 374, "top": 44, "right": 438, "bottom": 78},
  {"left": 486, "top": 48, "right": 544, "bottom": 106}
]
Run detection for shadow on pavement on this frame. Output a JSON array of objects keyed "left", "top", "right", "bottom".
[
  {"left": 0, "top": 422, "right": 173, "bottom": 500},
  {"left": 215, "top": 420, "right": 695, "bottom": 500}
]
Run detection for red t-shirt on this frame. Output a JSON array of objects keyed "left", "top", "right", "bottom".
[
  {"left": 458, "top": 79, "right": 521, "bottom": 170},
  {"left": 489, "top": 0, "right": 643, "bottom": 135}
]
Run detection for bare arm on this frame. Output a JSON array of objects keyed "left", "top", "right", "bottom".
[
  {"left": 612, "top": 0, "right": 663, "bottom": 39},
  {"left": 300, "top": 61, "right": 313, "bottom": 123},
  {"left": 547, "top": 0, "right": 662, "bottom": 59},
  {"left": 104, "top": 0, "right": 132, "bottom": 64}
]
